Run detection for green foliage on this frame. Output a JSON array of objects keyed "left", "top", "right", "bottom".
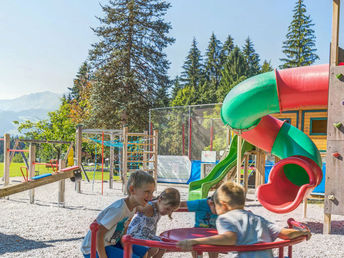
[
  {"left": 88, "top": 0, "right": 174, "bottom": 131},
  {"left": 171, "top": 85, "right": 197, "bottom": 106},
  {"left": 279, "top": 0, "right": 319, "bottom": 68},
  {"left": 171, "top": 76, "right": 182, "bottom": 100},
  {"left": 180, "top": 38, "right": 204, "bottom": 91},
  {"left": 204, "top": 33, "right": 223, "bottom": 92},
  {"left": 261, "top": 60, "right": 274, "bottom": 73},
  {"left": 220, "top": 35, "right": 235, "bottom": 63},
  {"left": 216, "top": 47, "right": 247, "bottom": 102},
  {"left": 15, "top": 98, "right": 76, "bottom": 161},
  {"left": 242, "top": 37, "right": 261, "bottom": 76}
]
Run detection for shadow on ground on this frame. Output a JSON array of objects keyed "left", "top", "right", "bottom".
[
  {"left": 0, "top": 233, "right": 52, "bottom": 255},
  {"left": 306, "top": 220, "right": 344, "bottom": 235},
  {"left": 0, "top": 233, "right": 83, "bottom": 255}
]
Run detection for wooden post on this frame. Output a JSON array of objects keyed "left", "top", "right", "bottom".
[
  {"left": 109, "top": 133, "right": 114, "bottom": 189},
  {"left": 28, "top": 143, "right": 36, "bottom": 204},
  {"left": 243, "top": 154, "right": 249, "bottom": 194},
  {"left": 255, "top": 150, "right": 261, "bottom": 188},
  {"left": 331, "top": 0, "right": 340, "bottom": 66},
  {"left": 3, "top": 134, "right": 10, "bottom": 187},
  {"left": 75, "top": 125, "right": 82, "bottom": 193},
  {"left": 143, "top": 131, "right": 148, "bottom": 171},
  {"left": 122, "top": 127, "right": 128, "bottom": 194},
  {"left": 58, "top": 159, "right": 66, "bottom": 207},
  {"left": 153, "top": 130, "right": 158, "bottom": 188},
  {"left": 324, "top": 213, "right": 332, "bottom": 234},
  {"left": 303, "top": 199, "right": 308, "bottom": 219},
  {"left": 9, "top": 139, "right": 19, "bottom": 165},
  {"left": 255, "top": 149, "right": 265, "bottom": 188},
  {"left": 236, "top": 135, "right": 242, "bottom": 184},
  {"left": 323, "top": 0, "right": 341, "bottom": 235}
]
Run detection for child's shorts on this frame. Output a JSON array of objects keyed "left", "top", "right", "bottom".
[{"left": 83, "top": 241, "right": 149, "bottom": 258}]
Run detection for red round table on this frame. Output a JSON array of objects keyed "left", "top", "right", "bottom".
[{"left": 160, "top": 227, "right": 218, "bottom": 242}]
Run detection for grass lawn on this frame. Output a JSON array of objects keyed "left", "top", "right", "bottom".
[{"left": 0, "top": 162, "right": 120, "bottom": 181}]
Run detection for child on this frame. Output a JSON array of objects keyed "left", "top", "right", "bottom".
[
  {"left": 81, "top": 170, "right": 156, "bottom": 258},
  {"left": 180, "top": 195, "right": 218, "bottom": 258},
  {"left": 177, "top": 181, "right": 311, "bottom": 258},
  {"left": 127, "top": 188, "right": 181, "bottom": 258},
  {"left": 180, "top": 195, "right": 217, "bottom": 229}
]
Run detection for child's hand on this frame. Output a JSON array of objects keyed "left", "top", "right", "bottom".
[
  {"left": 302, "top": 229, "right": 311, "bottom": 240},
  {"left": 177, "top": 239, "right": 196, "bottom": 250}
]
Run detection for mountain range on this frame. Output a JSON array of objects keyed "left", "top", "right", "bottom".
[{"left": 0, "top": 91, "right": 62, "bottom": 135}]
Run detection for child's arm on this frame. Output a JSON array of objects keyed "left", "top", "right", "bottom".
[
  {"left": 96, "top": 225, "right": 109, "bottom": 258},
  {"left": 177, "top": 231, "right": 237, "bottom": 250},
  {"left": 179, "top": 201, "right": 187, "bottom": 208},
  {"left": 278, "top": 228, "right": 311, "bottom": 240}
]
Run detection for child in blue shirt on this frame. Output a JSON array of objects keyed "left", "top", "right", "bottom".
[
  {"left": 180, "top": 195, "right": 218, "bottom": 229},
  {"left": 180, "top": 195, "right": 218, "bottom": 258}
]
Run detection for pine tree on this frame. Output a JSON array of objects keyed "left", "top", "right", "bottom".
[
  {"left": 279, "top": 0, "right": 319, "bottom": 68},
  {"left": 217, "top": 46, "right": 247, "bottom": 102},
  {"left": 68, "top": 62, "right": 93, "bottom": 124},
  {"left": 261, "top": 60, "right": 274, "bottom": 73},
  {"left": 68, "top": 61, "right": 92, "bottom": 102},
  {"left": 180, "top": 38, "right": 204, "bottom": 90},
  {"left": 88, "top": 0, "right": 174, "bottom": 130},
  {"left": 171, "top": 76, "right": 182, "bottom": 100},
  {"left": 242, "top": 37, "right": 261, "bottom": 76},
  {"left": 204, "top": 33, "right": 222, "bottom": 91},
  {"left": 220, "top": 35, "right": 235, "bottom": 64}
]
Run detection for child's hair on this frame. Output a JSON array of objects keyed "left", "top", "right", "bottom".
[
  {"left": 158, "top": 187, "right": 180, "bottom": 219},
  {"left": 214, "top": 181, "right": 245, "bottom": 208},
  {"left": 126, "top": 170, "right": 155, "bottom": 194}
]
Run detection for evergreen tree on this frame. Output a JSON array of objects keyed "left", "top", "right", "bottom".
[
  {"left": 242, "top": 37, "right": 260, "bottom": 76},
  {"left": 217, "top": 46, "right": 247, "bottom": 102},
  {"left": 204, "top": 33, "right": 222, "bottom": 91},
  {"left": 88, "top": 0, "right": 174, "bottom": 130},
  {"left": 261, "top": 60, "right": 274, "bottom": 73},
  {"left": 171, "top": 76, "right": 182, "bottom": 100},
  {"left": 68, "top": 62, "right": 93, "bottom": 124},
  {"left": 220, "top": 35, "right": 235, "bottom": 63},
  {"left": 180, "top": 38, "right": 204, "bottom": 90},
  {"left": 68, "top": 61, "right": 92, "bottom": 102},
  {"left": 279, "top": 0, "right": 319, "bottom": 68}
]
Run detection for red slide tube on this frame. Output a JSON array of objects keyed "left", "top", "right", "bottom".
[{"left": 276, "top": 64, "right": 329, "bottom": 111}]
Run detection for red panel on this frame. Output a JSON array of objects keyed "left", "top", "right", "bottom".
[
  {"left": 276, "top": 64, "right": 329, "bottom": 111},
  {"left": 240, "top": 115, "right": 284, "bottom": 152}
]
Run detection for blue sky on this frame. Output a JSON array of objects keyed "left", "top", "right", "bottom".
[{"left": 0, "top": 0, "right": 339, "bottom": 99}]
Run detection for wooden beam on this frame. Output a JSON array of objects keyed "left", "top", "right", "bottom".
[
  {"left": 109, "top": 133, "right": 114, "bottom": 189},
  {"left": 29, "top": 143, "right": 36, "bottom": 204},
  {"left": 331, "top": 0, "right": 340, "bottom": 66},
  {"left": 324, "top": 213, "right": 332, "bottom": 234},
  {"left": 0, "top": 166, "right": 80, "bottom": 198},
  {"left": 153, "top": 130, "right": 158, "bottom": 189},
  {"left": 243, "top": 154, "right": 249, "bottom": 194},
  {"left": 236, "top": 135, "right": 242, "bottom": 184},
  {"left": 58, "top": 160, "right": 66, "bottom": 207},
  {"left": 3, "top": 134, "right": 10, "bottom": 186},
  {"left": 18, "top": 139, "right": 72, "bottom": 144},
  {"left": 122, "top": 127, "right": 128, "bottom": 194},
  {"left": 82, "top": 129, "right": 122, "bottom": 135},
  {"left": 75, "top": 125, "right": 82, "bottom": 193}
]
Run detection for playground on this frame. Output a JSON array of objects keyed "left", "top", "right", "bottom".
[
  {"left": 1, "top": 1, "right": 344, "bottom": 257},
  {"left": 0, "top": 179, "right": 343, "bottom": 257}
]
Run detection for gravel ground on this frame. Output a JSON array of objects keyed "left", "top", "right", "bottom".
[{"left": 1, "top": 178, "right": 344, "bottom": 258}]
